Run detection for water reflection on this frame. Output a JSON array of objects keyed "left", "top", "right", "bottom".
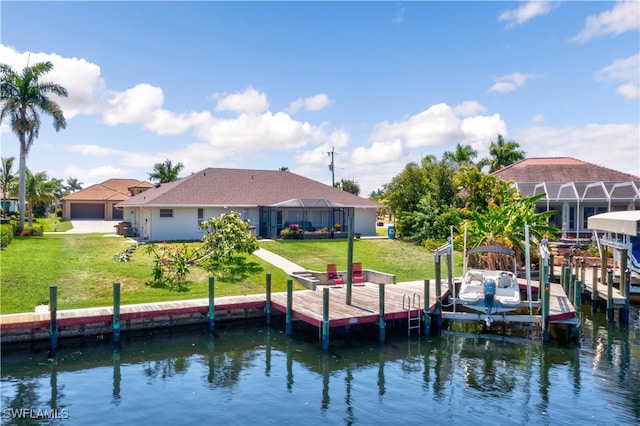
[{"left": 1, "top": 308, "right": 638, "bottom": 425}]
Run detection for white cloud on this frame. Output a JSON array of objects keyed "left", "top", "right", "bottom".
[
  {"left": 499, "top": 1, "right": 554, "bottom": 28},
  {"left": 288, "top": 93, "right": 333, "bottom": 113},
  {"left": 0, "top": 45, "right": 106, "bottom": 119},
  {"left": 513, "top": 123, "right": 640, "bottom": 176},
  {"left": 488, "top": 72, "right": 538, "bottom": 93},
  {"left": 596, "top": 53, "right": 640, "bottom": 100},
  {"left": 213, "top": 86, "right": 268, "bottom": 114},
  {"left": 67, "top": 144, "right": 123, "bottom": 157},
  {"left": 531, "top": 114, "right": 545, "bottom": 123},
  {"left": 454, "top": 101, "right": 486, "bottom": 117},
  {"left": 370, "top": 102, "right": 506, "bottom": 149},
  {"left": 103, "top": 83, "right": 164, "bottom": 125},
  {"left": 351, "top": 140, "right": 405, "bottom": 165},
  {"left": 571, "top": 1, "right": 640, "bottom": 43},
  {"left": 392, "top": 7, "right": 406, "bottom": 24}
]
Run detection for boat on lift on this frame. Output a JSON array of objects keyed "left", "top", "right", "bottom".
[{"left": 458, "top": 245, "right": 521, "bottom": 324}]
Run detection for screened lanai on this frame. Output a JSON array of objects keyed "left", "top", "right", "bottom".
[
  {"left": 259, "top": 198, "right": 353, "bottom": 239},
  {"left": 513, "top": 181, "right": 640, "bottom": 238}
]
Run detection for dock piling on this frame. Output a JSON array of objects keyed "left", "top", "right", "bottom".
[
  {"left": 265, "top": 273, "right": 272, "bottom": 326},
  {"left": 49, "top": 285, "right": 58, "bottom": 353},
  {"left": 607, "top": 269, "right": 614, "bottom": 321},
  {"left": 322, "top": 288, "right": 329, "bottom": 351},
  {"left": 619, "top": 269, "right": 631, "bottom": 324},
  {"left": 286, "top": 279, "right": 293, "bottom": 336},
  {"left": 379, "top": 284, "right": 386, "bottom": 343},
  {"left": 541, "top": 260, "right": 550, "bottom": 341},
  {"left": 592, "top": 266, "right": 599, "bottom": 313},
  {"left": 208, "top": 277, "right": 215, "bottom": 334},
  {"left": 423, "top": 279, "right": 431, "bottom": 336},
  {"left": 113, "top": 282, "right": 121, "bottom": 344}
]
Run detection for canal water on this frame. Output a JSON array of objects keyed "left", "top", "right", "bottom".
[{"left": 1, "top": 306, "right": 638, "bottom": 425}]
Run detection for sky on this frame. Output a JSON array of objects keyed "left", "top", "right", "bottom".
[{"left": 1, "top": 1, "right": 639, "bottom": 197}]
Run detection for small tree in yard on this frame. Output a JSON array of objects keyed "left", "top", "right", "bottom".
[{"left": 144, "top": 212, "right": 259, "bottom": 286}]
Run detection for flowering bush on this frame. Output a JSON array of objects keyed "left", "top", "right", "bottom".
[
  {"left": 280, "top": 223, "right": 303, "bottom": 239},
  {"left": 144, "top": 212, "right": 259, "bottom": 285}
]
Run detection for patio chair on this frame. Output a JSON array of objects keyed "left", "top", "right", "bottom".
[
  {"left": 352, "top": 262, "right": 365, "bottom": 285},
  {"left": 326, "top": 264, "right": 343, "bottom": 286}
]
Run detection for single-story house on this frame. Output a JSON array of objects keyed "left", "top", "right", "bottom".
[
  {"left": 115, "top": 168, "right": 382, "bottom": 241},
  {"left": 60, "top": 179, "right": 154, "bottom": 221},
  {"left": 492, "top": 157, "right": 640, "bottom": 238}
]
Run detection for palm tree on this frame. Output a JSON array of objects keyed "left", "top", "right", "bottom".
[
  {"left": 443, "top": 143, "right": 478, "bottom": 169},
  {"left": 64, "top": 177, "right": 83, "bottom": 194},
  {"left": 0, "top": 61, "right": 68, "bottom": 229},
  {"left": 148, "top": 159, "right": 185, "bottom": 183},
  {"left": 486, "top": 134, "right": 525, "bottom": 173},
  {"left": 24, "top": 169, "right": 58, "bottom": 227},
  {"left": 1, "top": 156, "right": 16, "bottom": 203}
]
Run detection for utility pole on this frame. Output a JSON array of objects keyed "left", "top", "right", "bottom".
[{"left": 327, "top": 147, "right": 337, "bottom": 187}]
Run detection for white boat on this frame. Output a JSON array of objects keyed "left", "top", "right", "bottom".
[{"left": 458, "top": 245, "right": 522, "bottom": 322}]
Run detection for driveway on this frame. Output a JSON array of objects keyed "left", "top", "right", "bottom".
[{"left": 64, "top": 220, "right": 119, "bottom": 234}]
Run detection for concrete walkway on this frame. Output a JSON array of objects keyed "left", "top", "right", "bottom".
[
  {"left": 63, "top": 220, "right": 119, "bottom": 234},
  {"left": 253, "top": 248, "right": 305, "bottom": 275}
]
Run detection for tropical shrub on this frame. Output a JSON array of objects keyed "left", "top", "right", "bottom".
[{"left": 0, "top": 224, "right": 13, "bottom": 248}]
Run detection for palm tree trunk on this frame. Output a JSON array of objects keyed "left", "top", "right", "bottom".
[{"left": 18, "top": 134, "right": 26, "bottom": 230}]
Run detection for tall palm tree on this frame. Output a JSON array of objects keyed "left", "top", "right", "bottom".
[
  {"left": 0, "top": 61, "right": 68, "bottom": 229},
  {"left": 486, "top": 134, "right": 525, "bottom": 173},
  {"left": 24, "top": 169, "right": 58, "bottom": 227},
  {"left": 148, "top": 159, "right": 185, "bottom": 183},
  {"left": 1, "top": 156, "right": 16, "bottom": 203},
  {"left": 64, "top": 177, "right": 83, "bottom": 194},
  {"left": 443, "top": 143, "right": 478, "bottom": 169}
]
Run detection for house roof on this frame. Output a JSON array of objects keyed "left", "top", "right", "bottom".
[
  {"left": 61, "top": 179, "right": 154, "bottom": 202},
  {"left": 492, "top": 157, "right": 639, "bottom": 183},
  {"left": 491, "top": 157, "right": 640, "bottom": 202},
  {"left": 117, "top": 168, "right": 381, "bottom": 208}
]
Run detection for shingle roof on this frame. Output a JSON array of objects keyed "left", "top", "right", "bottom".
[
  {"left": 61, "top": 179, "right": 154, "bottom": 202},
  {"left": 492, "top": 157, "right": 639, "bottom": 183},
  {"left": 117, "top": 168, "right": 381, "bottom": 208}
]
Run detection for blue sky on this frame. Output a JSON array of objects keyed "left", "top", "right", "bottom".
[{"left": 1, "top": 1, "right": 639, "bottom": 196}]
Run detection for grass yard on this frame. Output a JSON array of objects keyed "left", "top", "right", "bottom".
[
  {"left": 0, "top": 233, "right": 460, "bottom": 315},
  {"left": 0, "top": 234, "right": 293, "bottom": 314}
]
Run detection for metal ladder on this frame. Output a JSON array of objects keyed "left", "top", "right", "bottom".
[{"left": 403, "top": 293, "right": 421, "bottom": 336}]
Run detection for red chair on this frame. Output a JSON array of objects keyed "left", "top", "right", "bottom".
[
  {"left": 327, "top": 264, "right": 343, "bottom": 286},
  {"left": 352, "top": 262, "right": 365, "bottom": 284}
]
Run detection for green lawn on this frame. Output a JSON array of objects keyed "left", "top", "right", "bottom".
[{"left": 0, "top": 234, "right": 461, "bottom": 315}]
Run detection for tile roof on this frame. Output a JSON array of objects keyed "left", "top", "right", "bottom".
[
  {"left": 117, "top": 168, "right": 381, "bottom": 208},
  {"left": 61, "top": 179, "right": 153, "bottom": 201},
  {"left": 492, "top": 157, "right": 640, "bottom": 183}
]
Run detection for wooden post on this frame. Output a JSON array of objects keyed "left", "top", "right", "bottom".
[
  {"left": 619, "top": 269, "right": 631, "bottom": 324},
  {"left": 592, "top": 265, "right": 599, "bottom": 313},
  {"left": 574, "top": 280, "right": 581, "bottom": 316},
  {"left": 346, "top": 215, "right": 354, "bottom": 305},
  {"left": 600, "top": 246, "right": 608, "bottom": 288},
  {"left": 113, "top": 282, "right": 121, "bottom": 344},
  {"left": 619, "top": 249, "right": 628, "bottom": 298},
  {"left": 49, "top": 285, "right": 58, "bottom": 353},
  {"left": 569, "top": 274, "right": 576, "bottom": 306},
  {"left": 286, "top": 279, "right": 293, "bottom": 336},
  {"left": 580, "top": 260, "right": 586, "bottom": 303},
  {"left": 607, "top": 269, "right": 614, "bottom": 321},
  {"left": 208, "top": 277, "right": 215, "bottom": 334},
  {"left": 423, "top": 279, "right": 431, "bottom": 336},
  {"left": 541, "top": 260, "right": 550, "bottom": 341},
  {"left": 322, "top": 288, "right": 329, "bottom": 351},
  {"left": 434, "top": 256, "right": 442, "bottom": 333},
  {"left": 265, "top": 273, "right": 272, "bottom": 326},
  {"left": 378, "top": 284, "right": 386, "bottom": 343},
  {"left": 549, "top": 253, "right": 555, "bottom": 281}
]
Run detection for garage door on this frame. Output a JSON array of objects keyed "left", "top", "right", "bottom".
[
  {"left": 112, "top": 206, "right": 123, "bottom": 220},
  {"left": 71, "top": 203, "right": 105, "bottom": 219}
]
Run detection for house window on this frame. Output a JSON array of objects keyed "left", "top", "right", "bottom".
[
  {"left": 583, "top": 206, "right": 607, "bottom": 229},
  {"left": 197, "top": 208, "right": 204, "bottom": 228},
  {"left": 159, "top": 208, "right": 173, "bottom": 218}
]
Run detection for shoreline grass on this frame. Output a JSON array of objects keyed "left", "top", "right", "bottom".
[{"left": 1, "top": 234, "right": 459, "bottom": 315}]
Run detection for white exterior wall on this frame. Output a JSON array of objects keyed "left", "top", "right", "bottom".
[
  {"left": 123, "top": 207, "right": 260, "bottom": 241},
  {"left": 354, "top": 208, "right": 377, "bottom": 236}
]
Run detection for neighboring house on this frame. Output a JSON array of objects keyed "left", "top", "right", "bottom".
[
  {"left": 492, "top": 157, "right": 640, "bottom": 238},
  {"left": 116, "top": 168, "right": 382, "bottom": 241},
  {"left": 60, "top": 179, "right": 154, "bottom": 220}
]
